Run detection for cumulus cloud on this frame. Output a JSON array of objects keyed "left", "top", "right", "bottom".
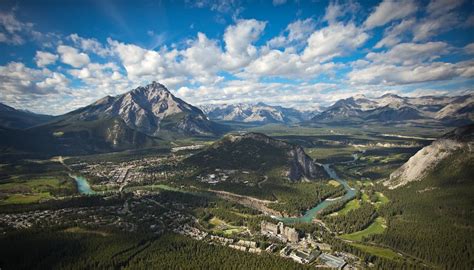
[
  {"left": 221, "top": 19, "right": 266, "bottom": 70},
  {"left": 57, "top": 45, "right": 91, "bottom": 68},
  {"left": 34, "top": 51, "right": 58, "bottom": 67},
  {"left": 302, "top": 23, "right": 369, "bottom": 62},
  {"left": 267, "top": 18, "right": 315, "bottom": 49},
  {"left": 367, "top": 42, "right": 450, "bottom": 65},
  {"left": 69, "top": 34, "right": 110, "bottom": 57},
  {"left": 364, "top": 0, "right": 418, "bottom": 29},
  {"left": 175, "top": 80, "right": 340, "bottom": 109},
  {"left": 349, "top": 61, "right": 474, "bottom": 85}
]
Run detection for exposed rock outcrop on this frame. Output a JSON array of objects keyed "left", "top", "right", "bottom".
[{"left": 385, "top": 124, "right": 474, "bottom": 189}]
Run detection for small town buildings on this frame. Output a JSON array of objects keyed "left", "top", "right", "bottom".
[{"left": 261, "top": 221, "right": 299, "bottom": 243}]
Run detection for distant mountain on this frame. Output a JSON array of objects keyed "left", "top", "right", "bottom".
[
  {"left": 0, "top": 102, "right": 54, "bottom": 129},
  {"left": 0, "top": 82, "right": 226, "bottom": 156},
  {"left": 185, "top": 132, "right": 328, "bottom": 181},
  {"left": 385, "top": 124, "right": 474, "bottom": 189},
  {"left": 311, "top": 93, "right": 474, "bottom": 125},
  {"left": 200, "top": 103, "right": 313, "bottom": 124},
  {"left": 62, "top": 81, "right": 223, "bottom": 137}
]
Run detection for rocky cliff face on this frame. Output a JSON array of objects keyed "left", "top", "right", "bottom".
[
  {"left": 385, "top": 125, "right": 474, "bottom": 189},
  {"left": 287, "top": 145, "right": 322, "bottom": 181}
]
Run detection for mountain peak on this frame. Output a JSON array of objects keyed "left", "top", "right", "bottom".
[{"left": 63, "top": 82, "right": 220, "bottom": 137}]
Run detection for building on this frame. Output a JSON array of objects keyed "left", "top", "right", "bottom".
[
  {"left": 290, "top": 249, "right": 321, "bottom": 264},
  {"left": 319, "top": 253, "right": 347, "bottom": 269},
  {"left": 261, "top": 221, "right": 299, "bottom": 243},
  {"left": 261, "top": 220, "right": 279, "bottom": 235}
]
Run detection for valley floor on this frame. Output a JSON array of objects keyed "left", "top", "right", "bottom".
[{"left": 0, "top": 125, "right": 471, "bottom": 269}]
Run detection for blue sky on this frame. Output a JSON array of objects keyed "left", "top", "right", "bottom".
[{"left": 0, "top": 0, "right": 473, "bottom": 114}]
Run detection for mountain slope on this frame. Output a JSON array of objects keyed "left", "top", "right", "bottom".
[
  {"left": 0, "top": 116, "right": 162, "bottom": 156},
  {"left": 0, "top": 102, "right": 54, "bottom": 129},
  {"left": 385, "top": 124, "right": 474, "bottom": 189},
  {"left": 62, "top": 81, "right": 223, "bottom": 137},
  {"left": 185, "top": 132, "right": 328, "bottom": 181},
  {"left": 375, "top": 125, "right": 474, "bottom": 268}
]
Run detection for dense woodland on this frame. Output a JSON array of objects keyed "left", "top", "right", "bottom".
[
  {"left": 323, "top": 202, "right": 377, "bottom": 233},
  {"left": 373, "top": 150, "right": 474, "bottom": 269},
  {"left": 0, "top": 230, "right": 313, "bottom": 270}
]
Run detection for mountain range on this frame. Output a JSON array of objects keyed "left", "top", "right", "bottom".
[
  {"left": 311, "top": 93, "right": 474, "bottom": 125},
  {"left": 199, "top": 93, "right": 473, "bottom": 125},
  {"left": 1, "top": 82, "right": 473, "bottom": 156},
  {"left": 200, "top": 103, "right": 316, "bottom": 124}
]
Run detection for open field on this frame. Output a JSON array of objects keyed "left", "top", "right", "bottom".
[
  {"left": 340, "top": 217, "right": 387, "bottom": 242},
  {"left": 209, "top": 217, "right": 246, "bottom": 236},
  {"left": 349, "top": 242, "right": 401, "bottom": 261},
  {"left": 0, "top": 177, "right": 76, "bottom": 205},
  {"left": 331, "top": 199, "right": 360, "bottom": 216}
]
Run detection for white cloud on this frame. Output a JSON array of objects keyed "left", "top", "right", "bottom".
[
  {"left": 411, "top": 0, "right": 464, "bottom": 41},
  {"left": 302, "top": 23, "right": 369, "bottom": 62},
  {"left": 267, "top": 18, "right": 315, "bottom": 49},
  {"left": 69, "top": 34, "right": 110, "bottom": 57},
  {"left": 175, "top": 80, "right": 340, "bottom": 109},
  {"left": 426, "top": 0, "right": 463, "bottom": 17},
  {"left": 57, "top": 45, "right": 91, "bottom": 68},
  {"left": 36, "top": 72, "right": 69, "bottom": 89},
  {"left": 242, "top": 49, "right": 338, "bottom": 79},
  {"left": 364, "top": 0, "right": 418, "bottom": 29},
  {"left": 367, "top": 42, "right": 450, "bottom": 65},
  {"left": 34, "top": 51, "right": 58, "bottom": 67},
  {"left": 349, "top": 61, "right": 474, "bottom": 85},
  {"left": 222, "top": 19, "right": 266, "bottom": 70},
  {"left": 464, "top": 43, "right": 474, "bottom": 55},
  {"left": 375, "top": 18, "right": 415, "bottom": 48},
  {"left": 0, "top": 11, "right": 32, "bottom": 45}
]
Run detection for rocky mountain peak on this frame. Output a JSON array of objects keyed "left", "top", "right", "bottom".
[{"left": 63, "top": 82, "right": 219, "bottom": 137}]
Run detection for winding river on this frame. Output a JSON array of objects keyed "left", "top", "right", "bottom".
[
  {"left": 276, "top": 163, "right": 357, "bottom": 224},
  {"left": 71, "top": 175, "right": 95, "bottom": 195}
]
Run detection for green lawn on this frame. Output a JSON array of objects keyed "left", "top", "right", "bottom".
[
  {"left": 327, "top": 180, "right": 341, "bottom": 187},
  {"left": 361, "top": 193, "right": 370, "bottom": 202},
  {"left": 374, "top": 192, "right": 389, "bottom": 209},
  {"left": 340, "top": 217, "right": 386, "bottom": 241},
  {"left": 209, "top": 217, "right": 246, "bottom": 236},
  {"left": 330, "top": 199, "right": 360, "bottom": 216},
  {"left": 349, "top": 242, "right": 401, "bottom": 261},
  {"left": 2, "top": 192, "right": 51, "bottom": 204},
  {"left": 0, "top": 177, "right": 76, "bottom": 205}
]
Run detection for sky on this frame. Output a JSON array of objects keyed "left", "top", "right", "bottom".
[{"left": 0, "top": 0, "right": 473, "bottom": 115}]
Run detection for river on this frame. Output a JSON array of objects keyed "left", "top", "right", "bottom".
[
  {"left": 275, "top": 163, "right": 357, "bottom": 224},
  {"left": 71, "top": 175, "right": 95, "bottom": 195}
]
